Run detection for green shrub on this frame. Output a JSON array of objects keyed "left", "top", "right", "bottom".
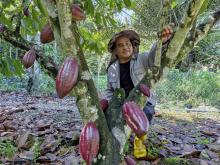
[
  {"left": 0, "top": 73, "right": 27, "bottom": 92},
  {"left": 0, "top": 139, "right": 17, "bottom": 159},
  {"left": 155, "top": 69, "right": 220, "bottom": 106},
  {"left": 31, "top": 73, "right": 55, "bottom": 95},
  {"left": 93, "top": 74, "right": 107, "bottom": 91}
]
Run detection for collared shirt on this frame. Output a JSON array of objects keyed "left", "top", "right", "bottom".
[{"left": 103, "top": 43, "right": 158, "bottom": 106}]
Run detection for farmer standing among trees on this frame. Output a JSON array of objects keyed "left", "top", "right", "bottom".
[{"left": 101, "top": 25, "right": 173, "bottom": 159}]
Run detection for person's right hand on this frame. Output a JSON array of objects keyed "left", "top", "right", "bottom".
[{"left": 158, "top": 23, "right": 175, "bottom": 44}]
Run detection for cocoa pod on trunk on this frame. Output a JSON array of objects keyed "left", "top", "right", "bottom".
[
  {"left": 23, "top": 6, "right": 29, "bottom": 17},
  {"left": 125, "top": 155, "right": 136, "bottom": 165},
  {"left": 80, "top": 122, "right": 100, "bottom": 165},
  {"left": 22, "top": 49, "right": 36, "bottom": 69},
  {"left": 40, "top": 23, "right": 54, "bottom": 44},
  {"left": 100, "top": 99, "right": 109, "bottom": 111},
  {"left": 56, "top": 57, "right": 79, "bottom": 98},
  {"left": 71, "top": 4, "right": 86, "bottom": 21},
  {"left": 139, "top": 84, "right": 150, "bottom": 97},
  {"left": 122, "top": 101, "right": 149, "bottom": 138}
]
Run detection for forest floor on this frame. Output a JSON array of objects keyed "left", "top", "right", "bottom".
[{"left": 0, "top": 91, "right": 219, "bottom": 165}]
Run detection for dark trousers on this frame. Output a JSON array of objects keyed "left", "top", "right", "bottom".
[{"left": 143, "top": 102, "right": 155, "bottom": 124}]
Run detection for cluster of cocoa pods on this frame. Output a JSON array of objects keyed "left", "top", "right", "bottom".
[
  {"left": 40, "top": 4, "right": 86, "bottom": 44},
  {"left": 79, "top": 122, "right": 100, "bottom": 165},
  {"left": 32, "top": 3, "right": 150, "bottom": 164}
]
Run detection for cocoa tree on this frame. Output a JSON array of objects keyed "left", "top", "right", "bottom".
[{"left": 0, "top": 0, "right": 220, "bottom": 164}]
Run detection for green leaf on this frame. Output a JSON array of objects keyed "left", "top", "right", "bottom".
[
  {"left": 123, "top": 0, "right": 132, "bottom": 8},
  {"left": 171, "top": 0, "right": 177, "bottom": 9},
  {"left": 0, "top": 14, "right": 12, "bottom": 27},
  {"left": 109, "top": 0, "right": 115, "bottom": 9},
  {"left": 1, "top": 58, "right": 12, "bottom": 77},
  {"left": 102, "top": 16, "right": 108, "bottom": 27},
  {"left": 13, "top": 59, "right": 24, "bottom": 77},
  {"left": 116, "top": 2, "right": 122, "bottom": 11},
  {"left": 199, "top": 0, "right": 209, "bottom": 14},
  {"left": 84, "top": 0, "right": 95, "bottom": 16},
  {"left": 1, "top": 0, "right": 13, "bottom": 8},
  {"left": 34, "top": 0, "right": 47, "bottom": 16},
  {"left": 79, "top": 28, "right": 92, "bottom": 39},
  {"left": 107, "top": 15, "right": 117, "bottom": 27},
  {"left": 95, "top": 12, "right": 102, "bottom": 25}
]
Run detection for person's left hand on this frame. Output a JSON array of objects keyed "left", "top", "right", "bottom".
[{"left": 158, "top": 24, "right": 174, "bottom": 44}]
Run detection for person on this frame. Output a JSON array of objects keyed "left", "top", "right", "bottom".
[{"left": 101, "top": 26, "right": 173, "bottom": 159}]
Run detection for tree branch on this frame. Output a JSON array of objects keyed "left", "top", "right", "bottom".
[
  {"left": 174, "top": 10, "right": 220, "bottom": 65},
  {"left": 165, "top": 0, "right": 206, "bottom": 65},
  {"left": 0, "top": 26, "right": 58, "bottom": 77}
]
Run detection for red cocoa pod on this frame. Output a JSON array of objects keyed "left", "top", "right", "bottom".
[
  {"left": 125, "top": 155, "right": 136, "bottom": 165},
  {"left": 100, "top": 99, "right": 109, "bottom": 111},
  {"left": 56, "top": 57, "right": 79, "bottom": 98},
  {"left": 139, "top": 84, "right": 150, "bottom": 97},
  {"left": 23, "top": 6, "right": 29, "bottom": 17},
  {"left": 22, "top": 49, "right": 36, "bottom": 69},
  {"left": 71, "top": 4, "right": 86, "bottom": 21},
  {"left": 80, "top": 122, "right": 100, "bottom": 165},
  {"left": 122, "top": 101, "right": 149, "bottom": 138},
  {"left": 40, "top": 23, "right": 54, "bottom": 44}
]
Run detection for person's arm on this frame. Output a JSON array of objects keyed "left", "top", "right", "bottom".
[
  {"left": 140, "top": 42, "right": 169, "bottom": 69},
  {"left": 140, "top": 25, "right": 173, "bottom": 69},
  {"left": 99, "top": 71, "right": 114, "bottom": 102}
]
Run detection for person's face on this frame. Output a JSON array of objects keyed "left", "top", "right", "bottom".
[{"left": 114, "top": 36, "right": 133, "bottom": 63}]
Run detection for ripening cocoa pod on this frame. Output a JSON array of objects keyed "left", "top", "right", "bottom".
[
  {"left": 22, "top": 49, "right": 36, "bottom": 69},
  {"left": 56, "top": 57, "right": 79, "bottom": 98},
  {"left": 139, "top": 84, "right": 150, "bottom": 97},
  {"left": 125, "top": 155, "right": 136, "bottom": 165},
  {"left": 23, "top": 6, "right": 29, "bottom": 17},
  {"left": 122, "top": 101, "right": 149, "bottom": 138},
  {"left": 71, "top": 4, "right": 86, "bottom": 21},
  {"left": 80, "top": 122, "right": 100, "bottom": 165},
  {"left": 40, "top": 23, "right": 54, "bottom": 44},
  {"left": 100, "top": 99, "right": 109, "bottom": 111}
]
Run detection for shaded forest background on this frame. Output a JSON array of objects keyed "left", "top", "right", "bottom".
[{"left": 0, "top": 0, "right": 219, "bottom": 108}]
